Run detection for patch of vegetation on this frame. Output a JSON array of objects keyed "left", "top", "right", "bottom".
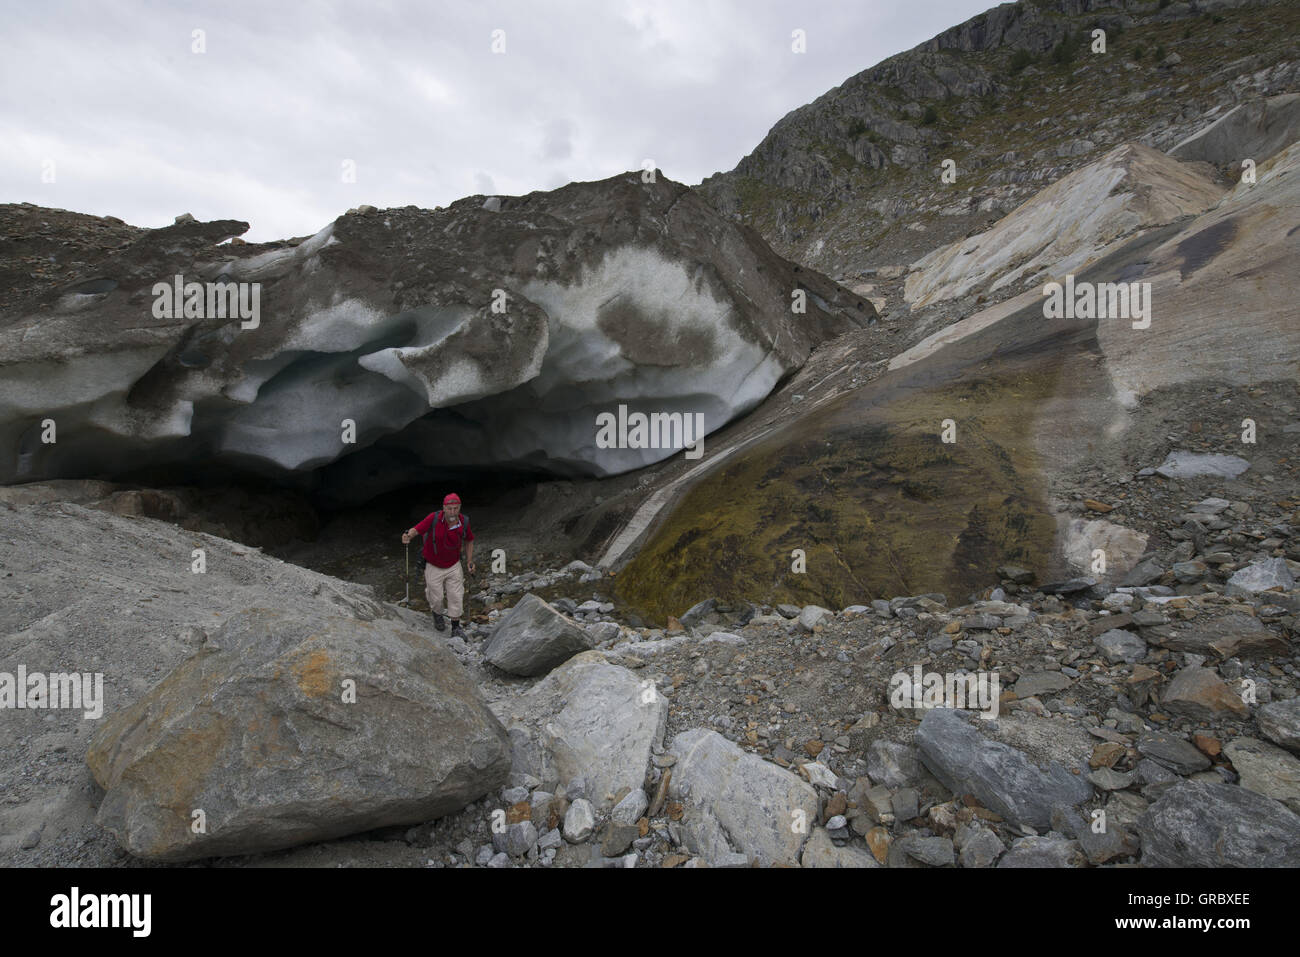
[
  {"left": 1008, "top": 49, "right": 1035, "bottom": 74},
  {"left": 1158, "top": 0, "right": 1171, "bottom": 8},
  {"left": 921, "top": 105, "right": 939, "bottom": 126},
  {"left": 1132, "top": 44, "right": 1145, "bottom": 60},
  {"left": 1154, "top": 44, "right": 1168, "bottom": 61},
  {"left": 846, "top": 118, "right": 869, "bottom": 139},
  {"left": 1050, "top": 30, "right": 1079, "bottom": 67}
]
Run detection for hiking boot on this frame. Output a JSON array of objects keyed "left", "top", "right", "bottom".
[
  {"left": 450, "top": 620, "right": 466, "bottom": 639},
  {"left": 432, "top": 612, "right": 445, "bottom": 630}
]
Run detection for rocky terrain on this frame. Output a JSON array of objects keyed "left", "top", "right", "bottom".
[
  {"left": 697, "top": 0, "right": 1300, "bottom": 281},
  {"left": 3, "top": 419, "right": 1298, "bottom": 867}
]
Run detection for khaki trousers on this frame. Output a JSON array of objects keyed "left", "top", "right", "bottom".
[{"left": 424, "top": 561, "right": 464, "bottom": 619}]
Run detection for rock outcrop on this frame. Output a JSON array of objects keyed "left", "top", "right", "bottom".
[{"left": 87, "top": 607, "right": 511, "bottom": 861}]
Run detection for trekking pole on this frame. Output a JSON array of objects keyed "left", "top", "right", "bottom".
[{"left": 398, "top": 539, "right": 411, "bottom": 606}]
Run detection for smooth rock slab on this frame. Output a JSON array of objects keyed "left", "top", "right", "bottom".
[
  {"left": 1137, "top": 780, "right": 1300, "bottom": 867},
  {"left": 86, "top": 607, "right": 511, "bottom": 862},
  {"left": 914, "top": 708, "right": 1093, "bottom": 829},
  {"left": 483, "top": 593, "right": 592, "bottom": 676},
  {"left": 668, "top": 728, "right": 819, "bottom": 867},
  {"left": 1154, "top": 451, "right": 1250, "bottom": 480},
  {"left": 491, "top": 652, "right": 668, "bottom": 812}
]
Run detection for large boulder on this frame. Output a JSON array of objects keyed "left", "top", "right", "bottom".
[
  {"left": 482, "top": 593, "right": 592, "bottom": 676},
  {"left": 667, "top": 728, "right": 820, "bottom": 867},
  {"left": 914, "top": 708, "right": 1092, "bottom": 829},
  {"left": 87, "top": 607, "right": 511, "bottom": 861},
  {"left": 1136, "top": 780, "right": 1300, "bottom": 867},
  {"left": 490, "top": 651, "right": 668, "bottom": 810}
]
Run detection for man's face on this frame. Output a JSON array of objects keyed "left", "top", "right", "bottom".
[{"left": 444, "top": 502, "right": 460, "bottom": 521}]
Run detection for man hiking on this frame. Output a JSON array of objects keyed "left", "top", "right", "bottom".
[{"left": 402, "top": 492, "right": 475, "bottom": 639}]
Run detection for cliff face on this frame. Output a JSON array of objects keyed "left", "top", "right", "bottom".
[{"left": 695, "top": 0, "right": 1300, "bottom": 278}]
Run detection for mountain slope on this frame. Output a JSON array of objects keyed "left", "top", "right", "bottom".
[{"left": 695, "top": 0, "right": 1300, "bottom": 280}]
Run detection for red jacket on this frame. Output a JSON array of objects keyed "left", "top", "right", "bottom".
[{"left": 415, "top": 511, "right": 473, "bottom": 568}]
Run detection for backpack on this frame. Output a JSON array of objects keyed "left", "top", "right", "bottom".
[{"left": 418, "top": 511, "right": 470, "bottom": 569}]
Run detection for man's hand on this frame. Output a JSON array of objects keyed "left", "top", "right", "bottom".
[
  {"left": 401, "top": 529, "right": 414, "bottom": 544},
  {"left": 467, "top": 561, "right": 476, "bottom": 574}
]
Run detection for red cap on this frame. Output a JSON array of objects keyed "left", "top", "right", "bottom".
[{"left": 443, "top": 492, "right": 461, "bottom": 505}]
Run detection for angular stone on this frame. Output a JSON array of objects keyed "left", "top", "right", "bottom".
[
  {"left": 997, "top": 836, "right": 1080, "bottom": 867},
  {"left": 1161, "top": 666, "right": 1248, "bottom": 720},
  {"left": 892, "top": 787, "right": 919, "bottom": 822},
  {"left": 997, "top": 565, "right": 1035, "bottom": 584},
  {"left": 1154, "top": 612, "right": 1276, "bottom": 657},
  {"left": 798, "top": 605, "right": 832, "bottom": 631},
  {"left": 1089, "top": 767, "right": 1136, "bottom": 791},
  {"left": 866, "top": 740, "right": 925, "bottom": 789},
  {"left": 1226, "top": 557, "right": 1295, "bottom": 597},
  {"left": 611, "top": 788, "right": 649, "bottom": 826},
  {"left": 799, "top": 828, "right": 879, "bottom": 868},
  {"left": 1090, "top": 741, "right": 1126, "bottom": 769},
  {"left": 86, "top": 608, "right": 511, "bottom": 862},
  {"left": 668, "top": 728, "right": 819, "bottom": 867},
  {"left": 493, "top": 820, "right": 537, "bottom": 858},
  {"left": 678, "top": 598, "right": 718, "bottom": 629},
  {"left": 563, "top": 798, "right": 595, "bottom": 843},
  {"left": 482, "top": 593, "right": 593, "bottom": 676},
  {"left": 600, "top": 821, "right": 640, "bottom": 857},
  {"left": 1040, "top": 577, "right": 1097, "bottom": 595},
  {"left": 1122, "top": 559, "right": 1165, "bottom": 587},
  {"left": 1154, "top": 452, "right": 1250, "bottom": 480},
  {"left": 1222, "top": 738, "right": 1300, "bottom": 814},
  {"left": 1136, "top": 731, "right": 1211, "bottom": 775},
  {"left": 1013, "top": 672, "right": 1073, "bottom": 697},
  {"left": 1257, "top": 699, "right": 1300, "bottom": 754},
  {"left": 1137, "top": 780, "right": 1300, "bottom": 867},
  {"left": 1095, "top": 629, "right": 1148, "bottom": 664},
  {"left": 914, "top": 708, "right": 1092, "bottom": 829},
  {"left": 957, "top": 825, "right": 1005, "bottom": 868},
  {"left": 1078, "top": 823, "right": 1139, "bottom": 865},
  {"left": 889, "top": 835, "right": 954, "bottom": 868}
]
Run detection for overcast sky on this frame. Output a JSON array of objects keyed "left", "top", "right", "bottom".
[{"left": 1, "top": 0, "right": 994, "bottom": 242}]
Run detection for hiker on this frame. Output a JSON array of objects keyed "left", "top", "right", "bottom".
[{"left": 401, "top": 493, "right": 476, "bottom": 638}]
